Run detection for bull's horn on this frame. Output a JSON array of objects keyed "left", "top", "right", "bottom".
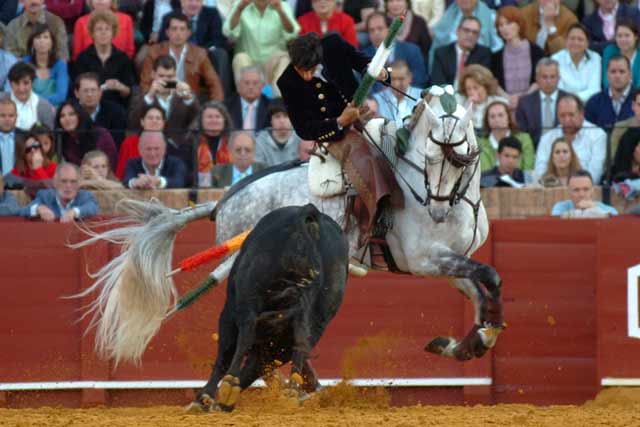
[{"left": 458, "top": 101, "right": 474, "bottom": 131}]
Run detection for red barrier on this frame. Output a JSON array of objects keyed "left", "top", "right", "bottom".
[{"left": 0, "top": 217, "right": 639, "bottom": 408}]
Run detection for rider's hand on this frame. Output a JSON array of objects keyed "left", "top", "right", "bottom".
[{"left": 337, "top": 102, "right": 360, "bottom": 128}]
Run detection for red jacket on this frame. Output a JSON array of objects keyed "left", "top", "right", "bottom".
[
  {"left": 12, "top": 162, "right": 58, "bottom": 180},
  {"left": 73, "top": 12, "right": 135, "bottom": 60},
  {"left": 298, "top": 11, "right": 358, "bottom": 48}
]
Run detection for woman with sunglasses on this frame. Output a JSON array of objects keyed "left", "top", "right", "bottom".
[{"left": 11, "top": 133, "right": 58, "bottom": 180}]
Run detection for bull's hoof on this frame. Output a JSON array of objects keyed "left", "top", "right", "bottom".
[
  {"left": 217, "top": 375, "right": 241, "bottom": 410},
  {"left": 425, "top": 336, "right": 458, "bottom": 358},
  {"left": 185, "top": 393, "right": 217, "bottom": 413}
]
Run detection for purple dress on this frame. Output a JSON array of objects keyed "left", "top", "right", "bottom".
[{"left": 62, "top": 126, "right": 118, "bottom": 171}]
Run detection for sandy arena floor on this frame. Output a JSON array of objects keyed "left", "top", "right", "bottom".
[{"left": 2, "top": 386, "right": 640, "bottom": 427}]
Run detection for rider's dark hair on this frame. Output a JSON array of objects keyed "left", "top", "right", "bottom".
[
  {"left": 287, "top": 33, "right": 323, "bottom": 70},
  {"left": 497, "top": 136, "right": 522, "bottom": 154},
  {"left": 570, "top": 169, "right": 593, "bottom": 183}
]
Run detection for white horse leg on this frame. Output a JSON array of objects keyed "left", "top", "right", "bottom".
[{"left": 423, "top": 248, "right": 504, "bottom": 361}]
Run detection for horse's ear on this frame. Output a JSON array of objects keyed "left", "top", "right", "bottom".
[
  {"left": 458, "top": 101, "right": 474, "bottom": 132},
  {"left": 423, "top": 102, "right": 439, "bottom": 129}
]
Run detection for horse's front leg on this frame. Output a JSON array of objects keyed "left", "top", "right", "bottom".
[{"left": 423, "top": 248, "right": 504, "bottom": 361}]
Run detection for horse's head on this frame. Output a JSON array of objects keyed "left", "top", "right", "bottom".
[{"left": 408, "top": 92, "right": 479, "bottom": 223}]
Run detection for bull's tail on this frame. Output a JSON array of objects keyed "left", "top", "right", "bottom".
[{"left": 69, "top": 198, "right": 217, "bottom": 366}]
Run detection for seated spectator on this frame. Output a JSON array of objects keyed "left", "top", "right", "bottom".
[
  {"left": 56, "top": 100, "right": 118, "bottom": 170},
  {"left": 373, "top": 59, "right": 421, "bottom": 127},
  {"left": 4, "top": 0, "right": 69, "bottom": 61},
  {"left": 157, "top": 0, "right": 231, "bottom": 97},
  {"left": 385, "top": 0, "right": 431, "bottom": 64},
  {"left": 480, "top": 136, "right": 525, "bottom": 188},
  {"left": 412, "top": 0, "right": 444, "bottom": 32},
  {"left": 7, "top": 61, "right": 55, "bottom": 130},
  {"left": 187, "top": 101, "right": 233, "bottom": 187},
  {"left": 430, "top": 16, "right": 490, "bottom": 88},
  {"left": 456, "top": 64, "right": 507, "bottom": 132},
  {"left": 225, "top": 66, "right": 272, "bottom": 133},
  {"left": 73, "top": 0, "right": 135, "bottom": 60},
  {"left": 0, "top": 25, "right": 18, "bottom": 91},
  {"left": 0, "top": 174, "right": 20, "bottom": 216},
  {"left": 298, "top": 0, "right": 358, "bottom": 48},
  {"left": 551, "top": 23, "right": 602, "bottom": 103},
  {"left": 21, "top": 162, "right": 99, "bottom": 222},
  {"left": 80, "top": 149, "right": 124, "bottom": 189},
  {"left": 141, "top": 11, "right": 224, "bottom": 101},
  {"left": 492, "top": 6, "right": 545, "bottom": 109},
  {"left": 0, "top": 96, "right": 18, "bottom": 175},
  {"left": 610, "top": 127, "right": 640, "bottom": 199},
  {"left": 551, "top": 169, "right": 618, "bottom": 217},
  {"left": 0, "top": 1, "right": 20, "bottom": 26},
  {"left": 139, "top": 0, "right": 174, "bottom": 45},
  {"left": 117, "top": 105, "right": 166, "bottom": 180},
  {"left": 515, "top": 58, "right": 568, "bottom": 147},
  {"left": 22, "top": 23, "right": 69, "bottom": 107},
  {"left": 364, "top": 12, "right": 427, "bottom": 89},
  {"left": 585, "top": 54, "right": 633, "bottom": 132},
  {"left": 521, "top": 0, "right": 578, "bottom": 55},
  {"left": 30, "top": 122, "right": 59, "bottom": 163},
  {"left": 611, "top": 88, "right": 640, "bottom": 157},
  {"left": 123, "top": 130, "right": 187, "bottom": 189},
  {"left": 255, "top": 101, "right": 301, "bottom": 167},
  {"left": 535, "top": 94, "right": 607, "bottom": 183},
  {"left": 478, "top": 99, "right": 534, "bottom": 172},
  {"left": 73, "top": 11, "right": 136, "bottom": 109},
  {"left": 602, "top": 19, "right": 640, "bottom": 88},
  {"left": 211, "top": 131, "right": 266, "bottom": 188},
  {"left": 429, "top": 0, "right": 502, "bottom": 68},
  {"left": 583, "top": 0, "right": 640, "bottom": 55},
  {"left": 11, "top": 132, "right": 57, "bottom": 180},
  {"left": 45, "top": 0, "right": 85, "bottom": 34},
  {"left": 223, "top": 0, "right": 300, "bottom": 97},
  {"left": 74, "top": 72, "right": 128, "bottom": 149},
  {"left": 539, "top": 137, "right": 583, "bottom": 187}
]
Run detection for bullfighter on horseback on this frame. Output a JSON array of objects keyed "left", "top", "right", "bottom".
[{"left": 277, "top": 32, "right": 403, "bottom": 241}]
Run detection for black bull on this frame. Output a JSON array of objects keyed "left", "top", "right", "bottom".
[{"left": 192, "top": 204, "right": 349, "bottom": 412}]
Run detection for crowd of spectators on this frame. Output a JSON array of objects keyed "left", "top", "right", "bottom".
[{"left": 1, "top": 0, "right": 639, "bottom": 221}]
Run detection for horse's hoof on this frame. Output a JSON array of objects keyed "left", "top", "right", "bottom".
[
  {"left": 217, "top": 375, "right": 241, "bottom": 408},
  {"left": 218, "top": 403, "right": 235, "bottom": 412},
  {"left": 425, "top": 336, "right": 458, "bottom": 358},
  {"left": 477, "top": 324, "right": 503, "bottom": 349}
]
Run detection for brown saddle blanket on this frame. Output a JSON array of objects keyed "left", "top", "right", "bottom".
[{"left": 324, "top": 130, "right": 404, "bottom": 243}]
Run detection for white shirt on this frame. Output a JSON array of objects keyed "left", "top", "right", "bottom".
[
  {"left": 169, "top": 45, "right": 188, "bottom": 82},
  {"left": 552, "top": 49, "right": 602, "bottom": 103},
  {"left": 11, "top": 92, "right": 39, "bottom": 130},
  {"left": 232, "top": 165, "right": 253, "bottom": 184},
  {"left": 0, "top": 131, "right": 16, "bottom": 175},
  {"left": 127, "top": 159, "right": 168, "bottom": 189},
  {"left": 534, "top": 119, "right": 607, "bottom": 183},
  {"left": 152, "top": 0, "right": 173, "bottom": 34}
]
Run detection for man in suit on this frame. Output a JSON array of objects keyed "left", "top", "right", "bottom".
[
  {"left": 585, "top": 55, "right": 633, "bottom": 132},
  {"left": 363, "top": 12, "right": 428, "bottom": 89},
  {"left": 141, "top": 11, "right": 224, "bottom": 101},
  {"left": 0, "top": 96, "right": 19, "bottom": 176},
  {"left": 74, "top": 73, "right": 128, "bottom": 149},
  {"left": 430, "top": 16, "right": 492, "bottom": 87},
  {"left": 123, "top": 131, "right": 187, "bottom": 189},
  {"left": 129, "top": 55, "right": 200, "bottom": 149},
  {"left": 159, "top": 0, "right": 232, "bottom": 97},
  {"left": 582, "top": 0, "right": 640, "bottom": 55},
  {"left": 225, "top": 66, "right": 271, "bottom": 133},
  {"left": 21, "top": 163, "right": 99, "bottom": 222},
  {"left": 515, "top": 58, "right": 568, "bottom": 148},
  {"left": 211, "top": 131, "right": 266, "bottom": 188}
]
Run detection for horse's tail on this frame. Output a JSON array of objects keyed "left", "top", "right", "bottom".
[{"left": 69, "top": 198, "right": 217, "bottom": 366}]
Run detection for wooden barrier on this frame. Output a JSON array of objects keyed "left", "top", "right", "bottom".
[
  {"left": 8, "top": 187, "right": 639, "bottom": 218},
  {"left": 0, "top": 217, "right": 639, "bottom": 408}
]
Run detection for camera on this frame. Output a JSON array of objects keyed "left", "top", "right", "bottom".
[{"left": 165, "top": 81, "right": 177, "bottom": 89}]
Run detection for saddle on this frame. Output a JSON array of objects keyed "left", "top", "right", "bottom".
[{"left": 308, "top": 119, "right": 404, "bottom": 246}]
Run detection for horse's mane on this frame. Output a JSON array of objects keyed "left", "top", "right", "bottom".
[{"left": 210, "top": 159, "right": 306, "bottom": 220}]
